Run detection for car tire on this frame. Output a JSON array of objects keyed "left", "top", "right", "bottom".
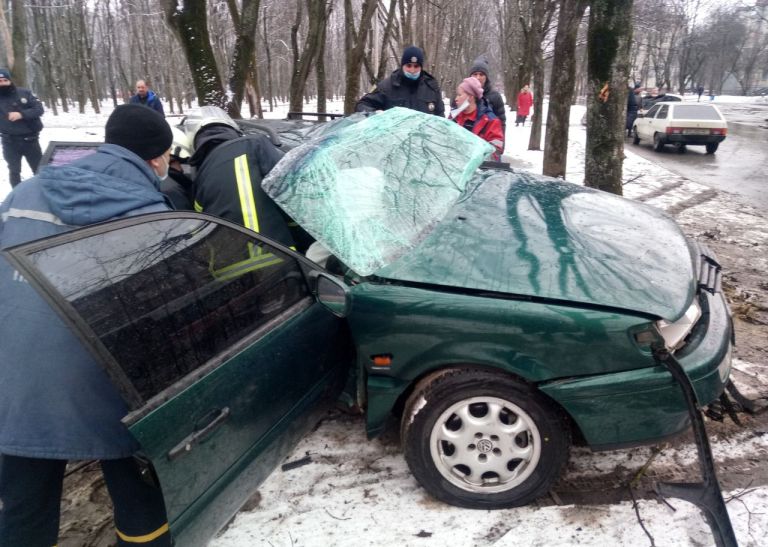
[
  {"left": 401, "top": 368, "right": 570, "bottom": 509},
  {"left": 632, "top": 128, "right": 640, "bottom": 145},
  {"left": 653, "top": 133, "right": 665, "bottom": 152},
  {"left": 706, "top": 142, "right": 719, "bottom": 154}
]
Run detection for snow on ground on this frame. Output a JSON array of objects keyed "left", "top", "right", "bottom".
[{"left": 2, "top": 97, "right": 767, "bottom": 546}]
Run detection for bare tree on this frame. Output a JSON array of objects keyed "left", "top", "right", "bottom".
[
  {"left": 342, "top": 0, "right": 377, "bottom": 114},
  {"left": 585, "top": 0, "right": 634, "bottom": 196},
  {"left": 10, "top": 0, "right": 27, "bottom": 86},
  {"left": 288, "top": 0, "right": 330, "bottom": 115},
  {"left": 543, "top": 0, "right": 588, "bottom": 178},
  {"left": 225, "top": 0, "right": 262, "bottom": 118},
  {"left": 162, "top": 0, "right": 227, "bottom": 107}
]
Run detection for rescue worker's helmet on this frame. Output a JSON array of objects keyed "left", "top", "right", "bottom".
[
  {"left": 180, "top": 106, "right": 242, "bottom": 150},
  {"left": 170, "top": 127, "right": 192, "bottom": 161}
]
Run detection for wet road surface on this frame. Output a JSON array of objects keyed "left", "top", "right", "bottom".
[{"left": 627, "top": 107, "right": 768, "bottom": 212}]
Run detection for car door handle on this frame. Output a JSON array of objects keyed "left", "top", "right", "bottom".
[{"left": 167, "top": 407, "right": 231, "bottom": 461}]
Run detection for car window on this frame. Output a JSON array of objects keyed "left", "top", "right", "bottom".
[
  {"left": 656, "top": 105, "right": 669, "bottom": 119},
  {"left": 14, "top": 216, "right": 307, "bottom": 403},
  {"left": 262, "top": 107, "right": 493, "bottom": 276},
  {"left": 672, "top": 105, "right": 723, "bottom": 120},
  {"left": 645, "top": 104, "right": 661, "bottom": 118}
]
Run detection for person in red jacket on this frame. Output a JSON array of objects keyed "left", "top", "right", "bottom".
[
  {"left": 452, "top": 77, "right": 504, "bottom": 160},
  {"left": 516, "top": 84, "right": 533, "bottom": 126}
]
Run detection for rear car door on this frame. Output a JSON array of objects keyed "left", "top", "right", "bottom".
[{"left": 3, "top": 212, "right": 352, "bottom": 546}]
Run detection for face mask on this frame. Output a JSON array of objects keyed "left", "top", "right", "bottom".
[
  {"left": 451, "top": 99, "right": 470, "bottom": 118},
  {"left": 403, "top": 70, "right": 421, "bottom": 81},
  {"left": 156, "top": 156, "right": 170, "bottom": 182}
]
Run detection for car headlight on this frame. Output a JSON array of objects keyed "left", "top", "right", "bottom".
[{"left": 656, "top": 299, "right": 702, "bottom": 351}]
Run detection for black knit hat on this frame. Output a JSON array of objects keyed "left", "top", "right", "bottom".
[
  {"left": 469, "top": 55, "right": 491, "bottom": 80},
  {"left": 401, "top": 45, "right": 424, "bottom": 67},
  {"left": 0, "top": 68, "right": 11, "bottom": 80},
  {"left": 105, "top": 104, "right": 173, "bottom": 160}
]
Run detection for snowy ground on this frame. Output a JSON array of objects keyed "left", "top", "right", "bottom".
[{"left": 3, "top": 98, "right": 767, "bottom": 547}]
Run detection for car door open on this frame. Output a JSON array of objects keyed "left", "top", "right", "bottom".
[{"left": 2, "top": 212, "right": 351, "bottom": 546}]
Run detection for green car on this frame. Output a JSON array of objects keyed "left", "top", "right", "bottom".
[{"left": 5, "top": 110, "right": 732, "bottom": 545}]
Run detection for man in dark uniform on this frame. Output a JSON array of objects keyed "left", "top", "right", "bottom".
[
  {"left": 0, "top": 67, "right": 44, "bottom": 187},
  {"left": 188, "top": 112, "right": 297, "bottom": 251},
  {"left": 355, "top": 45, "right": 444, "bottom": 117}
]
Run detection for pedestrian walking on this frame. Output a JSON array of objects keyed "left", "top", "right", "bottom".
[
  {"left": 130, "top": 79, "right": 165, "bottom": 116},
  {"left": 467, "top": 55, "right": 506, "bottom": 132},
  {"left": 355, "top": 46, "right": 444, "bottom": 117},
  {"left": 697, "top": 85, "right": 705, "bottom": 102},
  {"left": 452, "top": 77, "right": 504, "bottom": 161},
  {"left": 515, "top": 84, "right": 533, "bottom": 126},
  {"left": 0, "top": 104, "right": 174, "bottom": 547},
  {"left": 0, "top": 67, "right": 44, "bottom": 188}
]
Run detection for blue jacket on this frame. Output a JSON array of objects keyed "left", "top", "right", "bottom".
[
  {"left": 0, "top": 144, "right": 170, "bottom": 460},
  {"left": 129, "top": 90, "right": 165, "bottom": 116}
]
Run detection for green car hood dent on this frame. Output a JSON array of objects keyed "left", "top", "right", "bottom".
[{"left": 376, "top": 170, "right": 696, "bottom": 321}]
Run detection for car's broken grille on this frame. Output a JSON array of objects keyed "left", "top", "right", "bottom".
[{"left": 694, "top": 241, "right": 722, "bottom": 294}]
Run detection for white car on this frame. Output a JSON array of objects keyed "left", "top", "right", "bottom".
[{"left": 632, "top": 102, "right": 727, "bottom": 154}]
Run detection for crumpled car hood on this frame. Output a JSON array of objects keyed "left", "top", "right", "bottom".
[{"left": 376, "top": 170, "right": 696, "bottom": 320}]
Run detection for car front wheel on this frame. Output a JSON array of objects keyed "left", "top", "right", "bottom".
[
  {"left": 706, "top": 142, "right": 719, "bottom": 154},
  {"left": 653, "top": 133, "right": 665, "bottom": 151},
  {"left": 401, "top": 368, "right": 570, "bottom": 509}
]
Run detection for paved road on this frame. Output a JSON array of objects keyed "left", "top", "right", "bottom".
[{"left": 627, "top": 104, "right": 768, "bottom": 212}]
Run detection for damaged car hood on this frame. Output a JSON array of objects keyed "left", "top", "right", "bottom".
[{"left": 377, "top": 169, "right": 696, "bottom": 320}]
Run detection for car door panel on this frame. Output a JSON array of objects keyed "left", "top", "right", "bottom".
[{"left": 4, "top": 213, "right": 351, "bottom": 546}]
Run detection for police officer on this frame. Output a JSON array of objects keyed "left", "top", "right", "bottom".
[
  {"left": 355, "top": 46, "right": 444, "bottom": 117},
  {"left": 0, "top": 67, "right": 44, "bottom": 187}
]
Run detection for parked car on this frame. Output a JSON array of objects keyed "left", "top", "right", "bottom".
[
  {"left": 7, "top": 110, "right": 734, "bottom": 546},
  {"left": 632, "top": 102, "right": 727, "bottom": 153}
]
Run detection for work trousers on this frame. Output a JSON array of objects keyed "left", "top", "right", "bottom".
[
  {"left": 1, "top": 134, "right": 42, "bottom": 188},
  {"left": 0, "top": 454, "right": 171, "bottom": 547}
]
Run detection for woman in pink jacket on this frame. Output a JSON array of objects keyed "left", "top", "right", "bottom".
[{"left": 516, "top": 84, "right": 533, "bottom": 126}]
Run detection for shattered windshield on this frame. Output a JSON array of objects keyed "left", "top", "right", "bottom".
[{"left": 262, "top": 107, "right": 493, "bottom": 276}]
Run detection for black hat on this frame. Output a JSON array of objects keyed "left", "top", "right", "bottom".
[
  {"left": 0, "top": 68, "right": 11, "bottom": 80},
  {"left": 401, "top": 46, "right": 424, "bottom": 67},
  {"left": 469, "top": 55, "right": 491, "bottom": 80},
  {"left": 105, "top": 104, "right": 173, "bottom": 160}
]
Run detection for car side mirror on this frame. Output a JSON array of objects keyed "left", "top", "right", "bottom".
[
  {"left": 637, "top": 112, "right": 645, "bottom": 118},
  {"left": 314, "top": 273, "right": 350, "bottom": 317}
]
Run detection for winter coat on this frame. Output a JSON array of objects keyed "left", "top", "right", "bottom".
[
  {"left": 0, "top": 84, "right": 44, "bottom": 137},
  {"left": 454, "top": 101, "right": 505, "bottom": 161},
  {"left": 626, "top": 87, "right": 639, "bottom": 113},
  {"left": 193, "top": 133, "right": 296, "bottom": 249},
  {"left": 355, "top": 69, "right": 445, "bottom": 117},
  {"left": 0, "top": 144, "right": 170, "bottom": 460},
  {"left": 517, "top": 90, "right": 533, "bottom": 117},
  {"left": 129, "top": 90, "right": 165, "bottom": 116}
]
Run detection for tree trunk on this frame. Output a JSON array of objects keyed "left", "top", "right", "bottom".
[
  {"left": 584, "top": 0, "right": 634, "bottom": 196},
  {"left": 0, "top": 3, "right": 13, "bottom": 72},
  {"left": 375, "top": 0, "right": 398, "bottom": 83},
  {"left": 543, "top": 0, "right": 588, "bottom": 178},
  {"left": 343, "top": 0, "right": 378, "bottom": 115},
  {"left": 161, "top": 0, "right": 227, "bottom": 108},
  {"left": 527, "top": 2, "right": 555, "bottom": 152},
  {"left": 288, "top": 0, "right": 328, "bottom": 115},
  {"left": 226, "top": 0, "right": 262, "bottom": 118},
  {"left": 315, "top": 15, "right": 329, "bottom": 121},
  {"left": 10, "top": 0, "right": 27, "bottom": 86}
]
